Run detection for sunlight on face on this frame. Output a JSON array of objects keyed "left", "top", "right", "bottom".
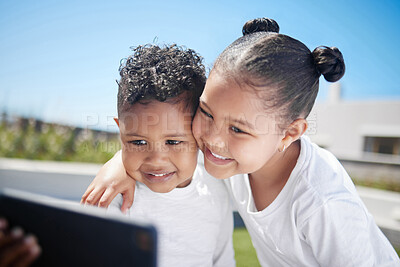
[
  {"left": 192, "top": 72, "right": 285, "bottom": 179},
  {"left": 118, "top": 100, "right": 198, "bottom": 193}
]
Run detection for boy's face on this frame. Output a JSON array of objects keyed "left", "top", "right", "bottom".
[{"left": 117, "top": 100, "right": 198, "bottom": 193}]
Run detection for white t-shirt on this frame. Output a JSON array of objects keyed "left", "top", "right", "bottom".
[
  {"left": 108, "top": 165, "right": 235, "bottom": 267},
  {"left": 225, "top": 136, "right": 400, "bottom": 266}
]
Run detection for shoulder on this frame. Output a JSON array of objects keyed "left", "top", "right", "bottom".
[
  {"left": 110, "top": 193, "right": 124, "bottom": 207},
  {"left": 292, "top": 136, "right": 363, "bottom": 220},
  {"left": 106, "top": 194, "right": 124, "bottom": 215},
  {"left": 298, "top": 136, "right": 356, "bottom": 193},
  {"left": 300, "top": 136, "right": 345, "bottom": 174}
]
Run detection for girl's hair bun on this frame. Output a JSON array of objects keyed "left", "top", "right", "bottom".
[
  {"left": 312, "top": 46, "right": 345, "bottom": 82},
  {"left": 242, "top": 18, "right": 280, "bottom": 36}
]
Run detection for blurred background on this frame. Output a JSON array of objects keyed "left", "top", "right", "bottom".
[{"left": 1, "top": 0, "right": 399, "bottom": 264}]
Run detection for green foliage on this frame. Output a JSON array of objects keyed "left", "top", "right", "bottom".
[
  {"left": 233, "top": 228, "right": 260, "bottom": 267},
  {"left": 0, "top": 121, "right": 120, "bottom": 163},
  {"left": 352, "top": 177, "right": 400, "bottom": 193}
]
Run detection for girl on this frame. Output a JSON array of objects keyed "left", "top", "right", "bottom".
[{"left": 82, "top": 18, "right": 399, "bottom": 266}]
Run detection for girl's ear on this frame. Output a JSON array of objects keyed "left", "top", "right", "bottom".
[
  {"left": 280, "top": 118, "right": 307, "bottom": 151},
  {"left": 114, "top": 117, "right": 120, "bottom": 127}
]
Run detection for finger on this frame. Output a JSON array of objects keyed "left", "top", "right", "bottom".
[
  {"left": 0, "top": 234, "right": 27, "bottom": 266},
  {"left": 120, "top": 187, "right": 135, "bottom": 214},
  {"left": 83, "top": 187, "right": 106, "bottom": 206},
  {"left": 0, "top": 227, "right": 24, "bottom": 249},
  {"left": 1, "top": 235, "right": 40, "bottom": 267},
  {"left": 0, "top": 218, "right": 8, "bottom": 231},
  {"left": 80, "top": 184, "right": 95, "bottom": 204},
  {"left": 98, "top": 187, "right": 119, "bottom": 208},
  {"left": 13, "top": 249, "right": 41, "bottom": 267},
  {"left": 13, "top": 236, "right": 41, "bottom": 267}
]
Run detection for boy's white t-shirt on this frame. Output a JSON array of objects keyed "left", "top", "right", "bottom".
[
  {"left": 225, "top": 136, "right": 399, "bottom": 266},
  {"left": 108, "top": 164, "right": 235, "bottom": 267}
]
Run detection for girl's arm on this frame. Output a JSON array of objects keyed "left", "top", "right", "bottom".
[
  {"left": 81, "top": 150, "right": 135, "bottom": 213},
  {"left": 0, "top": 218, "right": 41, "bottom": 267}
]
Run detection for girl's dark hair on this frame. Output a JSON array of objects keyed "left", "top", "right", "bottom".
[
  {"left": 117, "top": 44, "right": 206, "bottom": 116},
  {"left": 213, "top": 18, "right": 345, "bottom": 125}
]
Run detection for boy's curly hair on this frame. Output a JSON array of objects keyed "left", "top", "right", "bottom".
[{"left": 117, "top": 44, "right": 206, "bottom": 116}]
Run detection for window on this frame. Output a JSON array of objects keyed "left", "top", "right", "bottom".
[{"left": 363, "top": 136, "right": 400, "bottom": 155}]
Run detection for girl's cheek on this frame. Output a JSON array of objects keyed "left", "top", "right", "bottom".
[
  {"left": 231, "top": 138, "right": 257, "bottom": 163},
  {"left": 228, "top": 139, "right": 241, "bottom": 160}
]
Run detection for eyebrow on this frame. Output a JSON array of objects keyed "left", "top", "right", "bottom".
[
  {"left": 199, "top": 100, "right": 211, "bottom": 111},
  {"left": 125, "top": 133, "right": 188, "bottom": 138},
  {"left": 232, "top": 118, "right": 255, "bottom": 131},
  {"left": 199, "top": 100, "right": 255, "bottom": 131},
  {"left": 163, "top": 133, "right": 188, "bottom": 138}
]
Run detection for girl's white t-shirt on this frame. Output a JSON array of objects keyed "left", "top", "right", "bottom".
[{"left": 225, "top": 136, "right": 399, "bottom": 266}]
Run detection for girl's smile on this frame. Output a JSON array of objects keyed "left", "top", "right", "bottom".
[
  {"left": 192, "top": 71, "right": 285, "bottom": 179},
  {"left": 204, "top": 146, "right": 234, "bottom": 165}
]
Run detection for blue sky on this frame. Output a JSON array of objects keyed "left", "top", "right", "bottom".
[{"left": 1, "top": 0, "right": 399, "bottom": 131}]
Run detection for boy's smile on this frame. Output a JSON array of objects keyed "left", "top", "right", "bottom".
[
  {"left": 142, "top": 170, "right": 176, "bottom": 183},
  {"left": 117, "top": 100, "right": 198, "bottom": 193}
]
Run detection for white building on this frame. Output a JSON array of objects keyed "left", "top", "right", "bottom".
[
  {"left": 308, "top": 83, "right": 400, "bottom": 161},
  {"left": 307, "top": 83, "right": 400, "bottom": 181}
]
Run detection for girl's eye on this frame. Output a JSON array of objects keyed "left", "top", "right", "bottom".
[
  {"left": 230, "top": 126, "right": 246, "bottom": 134},
  {"left": 128, "top": 140, "right": 147, "bottom": 146},
  {"left": 200, "top": 107, "right": 213, "bottom": 119},
  {"left": 166, "top": 140, "right": 183, "bottom": 145}
]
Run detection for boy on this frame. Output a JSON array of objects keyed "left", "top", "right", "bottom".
[{"left": 106, "top": 44, "right": 235, "bottom": 267}]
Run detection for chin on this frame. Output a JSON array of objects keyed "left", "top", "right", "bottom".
[{"left": 204, "top": 163, "right": 233, "bottom": 180}]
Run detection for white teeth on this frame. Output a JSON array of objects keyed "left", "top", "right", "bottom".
[
  {"left": 150, "top": 173, "right": 169, "bottom": 177},
  {"left": 210, "top": 151, "right": 230, "bottom": 160}
]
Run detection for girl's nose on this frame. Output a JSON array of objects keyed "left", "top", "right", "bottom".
[{"left": 203, "top": 130, "right": 228, "bottom": 153}]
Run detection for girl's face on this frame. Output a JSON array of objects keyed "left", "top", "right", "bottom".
[{"left": 192, "top": 71, "right": 285, "bottom": 179}]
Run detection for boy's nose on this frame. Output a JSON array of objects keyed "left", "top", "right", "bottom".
[{"left": 145, "top": 144, "right": 169, "bottom": 165}]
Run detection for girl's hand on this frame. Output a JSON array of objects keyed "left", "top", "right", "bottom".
[
  {"left": 81, "top": 150, "right": 135, "bottom": 213},
  {"left": 0, "top": 218, "right": 41, "bottom": 267}
]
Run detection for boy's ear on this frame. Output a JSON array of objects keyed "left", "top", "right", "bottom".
[
  {"left": 280, "top": 118, "right": 307, "bottom": 150},
  {"left": 114, "top": 117, "right": 120, "bottom": 127}
]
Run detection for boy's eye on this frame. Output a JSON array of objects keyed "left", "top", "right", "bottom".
[
  {"left": 128, "top": 140, "right": 147, "bottom": 146},
  {"left": 230, "top": 126, "right": 246, "bottom": 134},
  {"left": 200, "top": 107, "right": 213, "bottom": 119},
  {"left": 166, "top": 140, "right": 183, "bottom": 145}
]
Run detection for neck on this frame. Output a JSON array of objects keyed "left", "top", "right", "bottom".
[{"left": 249, "top": 139, "right": 301, "bottom": 211}]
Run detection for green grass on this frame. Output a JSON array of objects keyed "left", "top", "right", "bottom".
[{"left": 233, "top": 228, "right": 261, "bottom": 267}]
